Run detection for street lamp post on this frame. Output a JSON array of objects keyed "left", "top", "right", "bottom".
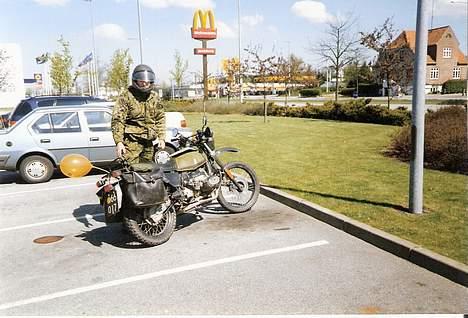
[
  {"left": 237, "top": 0, "right": 243, "bottom": 103},
  {"left": 84, "top": 0, "right": 99, "bottom": 96},
  {"left": 137, "top": 0, "right": 144, "bottom": 64}
]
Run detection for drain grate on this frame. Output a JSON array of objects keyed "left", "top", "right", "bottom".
[{"left": 33, "top": 236, "right": 64, "bottom": 244}]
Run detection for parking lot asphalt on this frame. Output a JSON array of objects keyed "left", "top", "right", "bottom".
[{"left": 0, "top": 172, "right": 466, "bottom": 315}]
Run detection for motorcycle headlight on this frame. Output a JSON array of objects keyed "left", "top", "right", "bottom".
[{"left": 155, "top": 150, "right": 171, "bottom": 165}]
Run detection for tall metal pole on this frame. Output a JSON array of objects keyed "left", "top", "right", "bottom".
[
  {"left": 237, "top": 0, "right": 243, "bottom": 103},
  {"left": 86, "top": 0, "right": 99, "bottom": 96},
  {"left": 137, "top": 0, "right": 144, "bottom": 64},
  {"left": 409, "top": 0, "right": 430, "bottom": 214}
]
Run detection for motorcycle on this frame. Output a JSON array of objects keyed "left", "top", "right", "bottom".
[{"left": 91, "top": 121, "right": 260, "bottom": 246}]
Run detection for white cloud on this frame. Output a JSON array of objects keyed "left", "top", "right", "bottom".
[
  {"left": 433, "top": 0, "right": 467, "bottom": 16},
  {"left": 217, "top": 20, "right": 236, "bottom": 39},
  {"left": 241, "top": 14, "right": 264, "bottom": 27},
  {"left": 95, "top": 24, "right": 128, "bottom": 41},
  {"left": 291, "top": 1, "right": 334, "bottom": 24},
  {"left": 140, "top": 0, "right": 214, "bottom": 9},
  {"left": 33, "top": 0, "right": 69, "bottom": 6}
]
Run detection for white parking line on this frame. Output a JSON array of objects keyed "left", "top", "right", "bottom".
[
  {"left": 0, "top": 182, "right": 97, "bottom": 197},
  {"left": 0, "top": 240, "right": 329, "bottom": 311},
  {"left": 0, "top": 213, "right": 104, "bottom": 233}
]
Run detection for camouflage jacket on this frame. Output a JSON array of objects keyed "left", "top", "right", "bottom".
[{"left": 111, "top": 88, "right": 165, "bottom": 144}]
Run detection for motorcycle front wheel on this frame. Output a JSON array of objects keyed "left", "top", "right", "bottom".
[
  {"left": 123, "top": 202, "right": 176, "bottom": 246},
  {"left": 217, "top": 162, "right": 260, "bottom": 213}
]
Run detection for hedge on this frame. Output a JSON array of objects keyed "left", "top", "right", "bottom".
[
  {"left": 442, "top": 80, "right": 467, "bottom": 94},
  {"left": 299, "top": 88, "right": 321, "bottom": 97}
]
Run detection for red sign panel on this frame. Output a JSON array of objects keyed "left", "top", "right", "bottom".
[
  {"left": 194, "top": 48, "right": 216, "bottom": 55},
  {"left": 191, "top": 28, "right": 217, "bottom": 40}
]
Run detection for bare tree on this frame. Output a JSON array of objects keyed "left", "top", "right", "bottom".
[
  {"left": 312, "top": 15, "right": 360, "bottom": 101},
  {"left": 0, "top": 49, "right": 10, "bottom": 91},
  {"left": 244, "top": 45, "right": 276, "bottom": 123},
  {"left": 169, "top": 50, "right": 189, "bottom": 90},
  {"left": 360, "top": 18, "right": 413, "bottom": 108}
]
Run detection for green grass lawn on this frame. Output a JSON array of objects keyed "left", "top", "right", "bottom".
[{"left": 184, "top": 113, "right": 467, "bottom": 264}]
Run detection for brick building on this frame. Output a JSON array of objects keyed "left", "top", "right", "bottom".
[{"left": 389, "top": 26, "right": 467, "bottom": 93}]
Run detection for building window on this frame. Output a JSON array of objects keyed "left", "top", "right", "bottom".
[
  {"left": 453, "top": 67, "right": 461, "bottom": 79},
  {"left": 430, "top": 68, "right": 439, "bottom": 79},
  {"left": 443, "top": 48, "right": 452, "bottom": 58}
]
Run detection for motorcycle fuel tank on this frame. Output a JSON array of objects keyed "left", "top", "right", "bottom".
[{"left": 174, "top": 151, "right": 206, "bottom": 171}]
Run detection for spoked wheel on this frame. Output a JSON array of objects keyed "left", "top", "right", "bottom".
[
  {"left": 123, "top": 201, "right": 176, "bottom": 246},
  {"left": 217, "top": 162, "right": 260, "bottom": 213}
]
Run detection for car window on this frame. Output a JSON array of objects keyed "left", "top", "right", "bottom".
[
  {"left": 11, "top": 101, "right": 33, "bottom": 121},
  {"left": 50, "top": 112, "right": 81, "bottom": 133},
  {"left": 37, "top": 100, "right": 55, "bottom": 107},
  {"left": 56, "top": 98, "right": 85, "bottom": 106},
  {"left": 84, "top": 111, "right": 111, "bottom": 132},
  {"left": 32, "top": 114, "right": 53, "bottom": 134}
]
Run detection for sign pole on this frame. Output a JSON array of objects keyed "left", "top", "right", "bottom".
[{"left": 203, "top": 40, "right": 208, "bottom": 119}]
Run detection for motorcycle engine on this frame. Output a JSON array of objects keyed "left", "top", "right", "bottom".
[{"left": 181, "top": 168, "right": 220, "bottom": 198}]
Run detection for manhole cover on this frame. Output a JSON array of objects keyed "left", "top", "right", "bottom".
[{"left": 33, "top": 236, "right": 64, "bottom": 244}]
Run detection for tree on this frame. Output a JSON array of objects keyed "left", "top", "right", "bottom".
[
  {"left": 221, "top": 57, "right": 240, "bottom": 104},
  {"left": 0, "top": 49, "right": 10, "bottom": 91},
  {"left": 244, "top": 45, "right": 276, "bottom": 123},
  {"left": 274, "top": 54, "right": 306, "bottom": 106},
  {"left": 50, "top": 36, "right": 73, "bottom": 95},
  {"left": 169, "top": 50, "right": 188, "bottom": 89},
  {"left": 312, "top": 15, "right": 360, "bottom": 101},
  {"left": 360, "top": 18, "right": 414, "bottom": 108},
  {"left": 107, "top": 49, "right": 133, "bottom": 94}
]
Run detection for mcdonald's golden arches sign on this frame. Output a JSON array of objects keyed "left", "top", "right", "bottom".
[{"left": 191, "top": 9, "right": 217, "bottom": 40}]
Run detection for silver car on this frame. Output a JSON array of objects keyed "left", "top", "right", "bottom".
[{"left": 0, "top": 104, "right": 191, "bottom": 183}]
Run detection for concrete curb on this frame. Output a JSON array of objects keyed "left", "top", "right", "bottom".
[{"left": 260, "top": 186, "right": 468, "bottom": 287}]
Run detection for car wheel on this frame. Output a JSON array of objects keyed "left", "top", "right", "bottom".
[{"left": 19, "top": 155, "right": 54, "bottom": 184}]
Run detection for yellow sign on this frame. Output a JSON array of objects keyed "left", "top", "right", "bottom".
[{"left": 191, "top": 9, "right": 217, "bottom": 40}]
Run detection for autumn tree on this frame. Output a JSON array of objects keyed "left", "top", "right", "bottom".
[
  {"left": 244, "top": 45, "right": 276, "bottom": 123},
  {"left": 50, "top": 36, "right": 73, "bottom": 95},
  {"left": 360, "top": 18, "right": 413, "bottom": 108},
  {"left": 107, "top": 49, "right": 133, "bottom": 93},
  {"left": 274, "top": 54, "right": 308, "bottom": 106},
  {"left": 170, "top": 50, "right": 189, "bottom": 89},
  {"left": 221, "top": 57, "right": 241, "bottom": 104},
  {"left": 312, "top": 15, "right": 360, "bottom": 101}
]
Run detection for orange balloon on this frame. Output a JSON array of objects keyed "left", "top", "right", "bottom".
[{"left": 59, "top": 154, "right": 93, "bottom": 178}]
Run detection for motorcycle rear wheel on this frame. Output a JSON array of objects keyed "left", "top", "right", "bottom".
[
  {"left": 123, "top": 203, "right": 176, "bottom": 246},
  {"left": 217, "top": 162, "right": 260, "bottom": 213}
]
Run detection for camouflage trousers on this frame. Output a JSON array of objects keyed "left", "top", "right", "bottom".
[{"left": 122, "top": 134, "right": 155, "bottom": 164}]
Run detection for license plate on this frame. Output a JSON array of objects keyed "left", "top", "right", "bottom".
[{"left": 103, "top": 189, "right": 118, "bottom": 216}]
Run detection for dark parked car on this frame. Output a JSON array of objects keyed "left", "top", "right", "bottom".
[{"left": 6, "top": 95, "right": 108, "bottom": 127}]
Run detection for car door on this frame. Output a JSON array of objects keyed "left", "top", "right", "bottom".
[
  {"left": 30, "top": 111, "right": 89, "bottom": 163},
  {"left": 82, "top": 110, "right": 116, "bottom": 163}
]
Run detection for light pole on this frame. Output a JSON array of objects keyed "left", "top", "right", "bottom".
[
  {"left": 137, "top": 0, "right": 144, "bottom": 64},
  {"left": 237, "top": 0, "right": 243, "bottom": 103},
  {"left": 84, "top": 0, "right": 99, "bottom": 96}
]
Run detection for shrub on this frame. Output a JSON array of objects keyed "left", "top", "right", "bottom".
[
  {"left": 299, "top": 88, "right": 321, "bottom": 97},
  {"left": 385, "top": 106, "right": 467, "bottom": 173},
  {"left": 340, "top": 88, "right": 355, "bottom": 96},
  {"left": 442, "top": 80, "right": 467, "bottom": 94}
]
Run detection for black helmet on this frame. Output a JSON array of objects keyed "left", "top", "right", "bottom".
[{"left": 131, "top": 64, "right": 155, "bottom": 93}]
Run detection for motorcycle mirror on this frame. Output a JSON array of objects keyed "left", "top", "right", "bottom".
[{"left": 59, "top": 153, "right": 93, "bottom": 178}]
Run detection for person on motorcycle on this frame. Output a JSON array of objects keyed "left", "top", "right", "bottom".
[{"left": 111, "top": 64, "right": 166, "bottom": 164}]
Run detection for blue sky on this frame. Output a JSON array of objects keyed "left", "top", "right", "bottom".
[{"left": 1, "top": 0, "right": 467, "bottom": 84}]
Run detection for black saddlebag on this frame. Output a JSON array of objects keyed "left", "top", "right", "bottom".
[{"left": 121, "top": 164, "right": 167, "bottom": 208}]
